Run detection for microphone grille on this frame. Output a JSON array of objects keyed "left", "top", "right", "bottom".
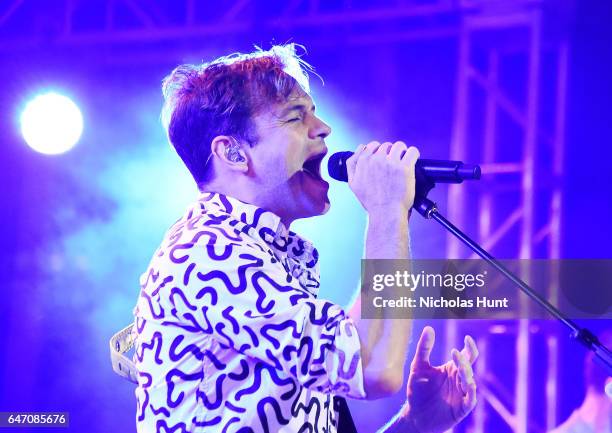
[{"left": 327, "top": 151, "right": 352, "bottom": 182}]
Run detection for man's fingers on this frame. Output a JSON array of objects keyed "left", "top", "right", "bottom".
[
  {"left": 452, "top": 339, "right": 478, "bottom": 420},
  {"left": 346, "top": 144, "right": 366, "bottom": 182},
  {"left": 364, "top": 141, "right": 384, "bottom": 155},
  {"left": 377, "top": 141, "right": 394, "bottom": 155},
  {"left": 388, "top": 141, "right": 408, "bottom": 159},
  {"left": 460, "top": 335, "right": 479, "bottom": 365},
  {"left": 451, "top": 349, "right": 465, "bottom": 394},
  {"left": 453, "top": 349, "right": 475, "bottom": 395},
  {"left": 402, "top": 146, "right": 420, "bottom": 181},
  {"left": 412, "top": 326, "right": 435, "bottom": 368},
  {"left": 402, "top": 146, "right": 420, "bottom": 164},
  {"left": 462, "top": 382, "right": 478, "bottom": 415}
]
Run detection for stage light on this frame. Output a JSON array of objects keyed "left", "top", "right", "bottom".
[{"left": 20, "top": 92, "right": 84, "bottom": 155}]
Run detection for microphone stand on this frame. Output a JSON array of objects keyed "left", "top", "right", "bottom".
[{"left": 412, "top": 186, "right": 612, "bottom": 375}]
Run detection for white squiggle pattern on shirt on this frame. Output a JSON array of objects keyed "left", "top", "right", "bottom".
[{"left": 133, "top": 192, "right": 366, "bottom": 433}]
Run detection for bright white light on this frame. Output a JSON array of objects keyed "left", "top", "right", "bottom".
[{"left": 20, "top": 92, "right": 84, "bottom": 155}]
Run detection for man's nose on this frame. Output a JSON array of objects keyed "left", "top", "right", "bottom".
[{"left": 310, "top": 116, "right": 331, "bottom": 140}]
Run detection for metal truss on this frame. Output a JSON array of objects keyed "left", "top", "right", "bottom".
[
  {"left": 0, "top": 0, "right": 550, "bottom": 55},
  {"left": 2, "top": 1, "right": 570, "bottom": 431},
  {"left": 445, "top": 3, "right": 569, "bottom": 433}
]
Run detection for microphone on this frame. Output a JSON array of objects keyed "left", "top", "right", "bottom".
[{"left": 327, "top": 151, "right": 481, "bottom": 184}]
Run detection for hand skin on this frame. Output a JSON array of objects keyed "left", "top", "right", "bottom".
[
  {"left": 378, "top": 326, "right": 479, "bottom": 433},
  {"left": 347, "top": 141, "right": 419, "bottom": 218}
]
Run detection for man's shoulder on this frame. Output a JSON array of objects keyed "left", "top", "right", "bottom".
[
  {"left": 164, "top": 201, "right": 257, "bottom": 250},
  {"left": 140, "top": 201, "right": 272, "bottom": 277}
]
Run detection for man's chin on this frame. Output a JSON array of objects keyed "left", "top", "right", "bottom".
[
  {"left": 295, "top": 196, "right": 331, "bottom": 220},
  {"left": 320, "top": 199, "right": 331, "bottom": 215},
  {"left": 312, "top": 192, "right": 331, "bottom": 216}
]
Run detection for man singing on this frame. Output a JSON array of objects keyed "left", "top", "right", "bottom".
[{"left": 123, "top": 44, "right": 479, "bottom": 433}]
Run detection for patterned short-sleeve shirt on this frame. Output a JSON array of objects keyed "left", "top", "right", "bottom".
[{"left": 133, "top": 192, "right": 366, "bottom": 433}]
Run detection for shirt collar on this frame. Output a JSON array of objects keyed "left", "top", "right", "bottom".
[
  {"left": 197, "top": 192, "right": 320, "bottom": 296},
  {"left": 197, "top": 192, "right": 315, "bottom": 257}
]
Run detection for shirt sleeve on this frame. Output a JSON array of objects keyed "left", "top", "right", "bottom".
[{"left": 150, "top": 226, "right": 367, "bottom": 400}]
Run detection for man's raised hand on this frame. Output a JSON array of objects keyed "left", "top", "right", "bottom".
[{"left": 402, "top": 326, "right": 479, "bottom": 433}]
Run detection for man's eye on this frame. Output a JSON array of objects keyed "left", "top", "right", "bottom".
[{"left": 287, "top": 117, "right": 301, "bottom": 122}]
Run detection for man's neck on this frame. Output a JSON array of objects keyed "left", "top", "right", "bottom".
[{"left": 200, "top": 184, "right": 295, "bottom": 228}]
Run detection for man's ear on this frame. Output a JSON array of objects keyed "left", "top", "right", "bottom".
[{"left": 210, "top": 136, "right": 248, "bottom": 173}]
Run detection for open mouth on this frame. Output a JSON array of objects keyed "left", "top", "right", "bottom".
[{"left": 302, "top": 153, "right": 326, "bottom": 180}]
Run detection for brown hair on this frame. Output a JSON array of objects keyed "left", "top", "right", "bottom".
[{"left": 161, "top": 44, "right": 313, "bottom": 186}]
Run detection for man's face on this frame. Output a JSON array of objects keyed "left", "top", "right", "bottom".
[{"left": 247, "top": 89, "right": 332, "bottom": 224}]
